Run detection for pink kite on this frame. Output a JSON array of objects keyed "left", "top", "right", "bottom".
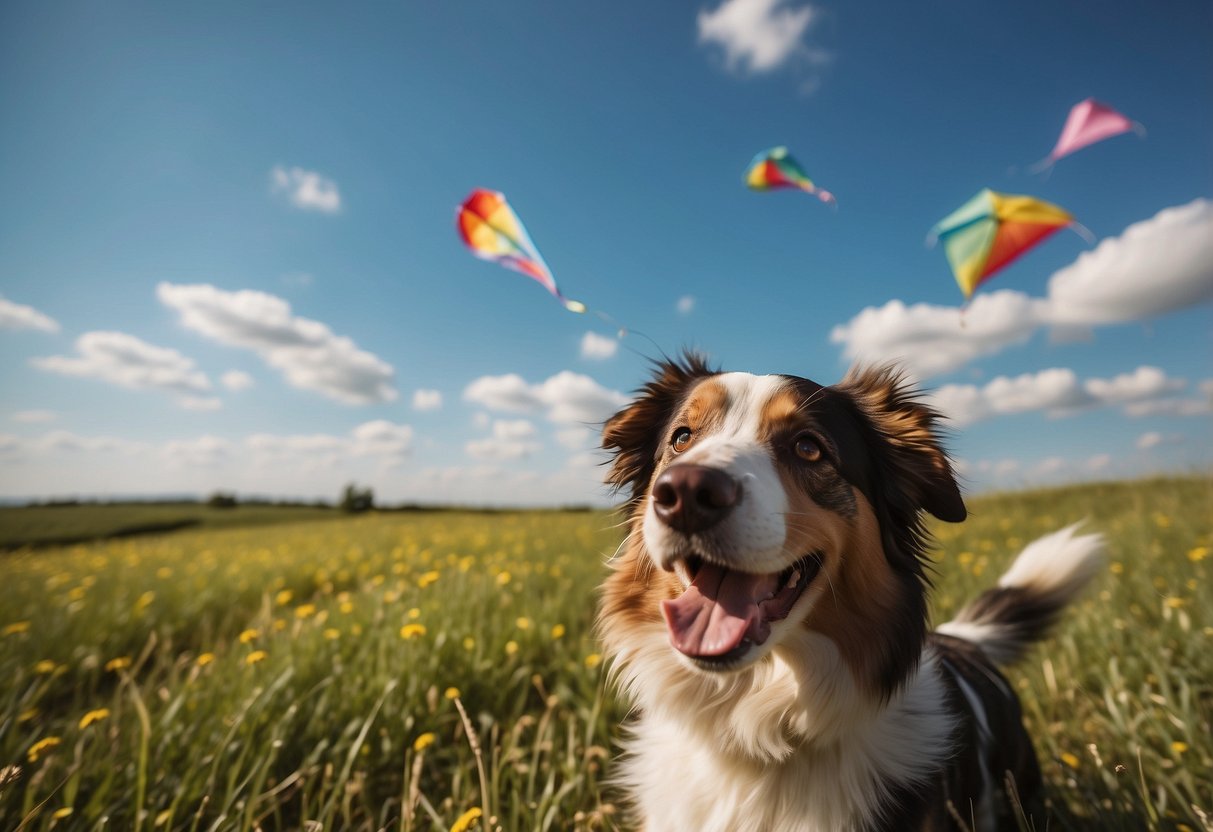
[{"left": 1031, "top": 98, "right": 1144, "bottom": 172}]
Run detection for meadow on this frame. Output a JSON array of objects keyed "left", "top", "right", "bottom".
[{"left": 0, "top": 477, "right": 1209, "bottom": 831}]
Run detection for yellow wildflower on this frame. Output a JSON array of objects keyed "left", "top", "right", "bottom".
[
  {"left": 276, "top": 589, "right": 293, "bottom": 606},
  {"left": 413, "top": 732, "right": 436, "bottom": 752},
  {"left": 584, "top": 653, "right": 602, "bottom": 669},
  {"left": 18, "top": 708, "right": 38, "bottom": 723},
  {"left": 79, "top": 708, "right": 110, "bottom": 729},
  {"left": 505, "top": 640, "right": 519, "bottom": 656},
  {"left": 515, "top": 616, "right": 531, "bottom": 631},
  {"left": 2, "top": 621, "right": 31, "bottom": 636},
  {"left": 196, "top": 652, "right": 215, "bottom": 667},
  {"left": 323, "top": 628, "right": 341, "bottom": 640},
  {"left": 496, "top": 571, "right": 511, "bottom": 586},
  {"left": 418, "top": 570, "right": 440, "bottom": 588},
  {"left": 450, "top": 807, "right": 482, "bottom": 832},
  {"left": 1164, "top": 597, "right": 1185, "bottom": 609},
  {"left": 550, "top": 624, "right": 566, "bottom": 639},
  {"left": 245, "top": 650, "right": 268, "bottom": 665},
  {"left": 272, "top": 619, "right": 286, "bottom": 631},
  {"left": 444, "top": 686, "right": 460, "bottom": 700},
  {"left": 52, "top": 808, "right": 73, "bottom": 820},
  {"left": 339, "top": 600, "right": 354, "bottom": 614},
  {"left": 1060, "top": 752, "right": 1080, "bottom": 769},
  {"left": 105, "top": 656, "right": 131, "bottom": 672},
  {"left": 238, "top": 629, "right": 259, "bottom": 644},
  {"left": 1188, "top": 546, "right": 1208, "bottom": 563},
  {"left": 1171, "top": 741, "right": 1188, "bottom": 754},
  {"left": 462, "top": 636, "right": 475, "bottom": 651},
  {"left": 1109, "top": 562, "right": 1124, "bottom": 575},
  {"left": 34, "top": 660, "right": 58, "bottom": 674},
  {"left": 408, "top": 607, "right": 421, "bottom": 620},
  {"left": 295, "top": 603, "right": 316, "bottom": 619},
  {"left": 28, "top": 736, "right": 61, "bottom": 762},
  {"left": 400, "top": 623, "right": 427, "bottom": 639}
]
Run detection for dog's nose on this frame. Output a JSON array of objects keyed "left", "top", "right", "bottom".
[{"left": 651, "top": 465, "right": 740, "bottom": 534}]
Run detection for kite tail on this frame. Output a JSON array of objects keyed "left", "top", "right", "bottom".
[
  {"left": 815, "top": 189, "right": 837, "bottom": 208},
  {"left": 1069, "top": 222, "right": 1096, "bottom": 245},
  {"left": 587, "top": 308, "right": 667, "bottom": 358},
  {"left": 1027, "top": 154, "right": 1056, "bottom": 176},
  {"left": 1131, "top": 121, "right": 1147, "bottom": 138}
]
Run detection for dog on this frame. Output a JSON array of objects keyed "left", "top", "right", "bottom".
[{"left": 597, "top": 355, "right": 1103, "bottom": 831}]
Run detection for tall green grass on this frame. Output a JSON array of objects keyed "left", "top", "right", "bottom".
[{"left": 0, "top": 477, "right": 1209, "bottom": 830}]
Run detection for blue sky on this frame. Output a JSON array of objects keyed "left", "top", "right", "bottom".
[{"left": 1, "top": 0, "right": 1210, "bottom": 505}]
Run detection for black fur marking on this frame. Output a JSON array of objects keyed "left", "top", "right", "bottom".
[
  {"left": 952, "top": 585, "right": 1069, "bottom": 664},
  {"left": 930, "top": 633, "right": 1045, "bottom": 831}
]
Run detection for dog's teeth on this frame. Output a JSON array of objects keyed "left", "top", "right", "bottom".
[{"left": 787, "top": 569, "right": 801, "bottom": 590}]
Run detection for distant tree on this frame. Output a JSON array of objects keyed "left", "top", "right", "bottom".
[
  {"left": 339, "top": 483, "right": 374, "bottom": 513},
  {"left": 207, "top": 491, "right": 238, "bottom": 509}
]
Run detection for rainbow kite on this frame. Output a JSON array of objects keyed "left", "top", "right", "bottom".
[
  {"left": 745, "top": 147, "right": 835, "bottom": 205},
  {"left": 930, "top": 189, "right": 1081, "bottom": 302},
  {"left": 457, "top": 189, "right": 585, "bottom": 313},
  {"left": 1031, "top": 98, "right": 1145, "bottom": 173}
]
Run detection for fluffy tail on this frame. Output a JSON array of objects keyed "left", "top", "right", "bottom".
[{"left": 936, "top": 523, "right": 1105, "bottom": 666}]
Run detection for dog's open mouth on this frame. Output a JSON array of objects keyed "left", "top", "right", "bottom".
[{"left": 661, "top": 553, "right": 823, "bottom": 666}]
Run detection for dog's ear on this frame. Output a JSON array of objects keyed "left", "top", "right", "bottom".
[
  {"left": 834, "top": 365, "right": 966, "bottom": 523},
  {"left": 602, "top": 352, "right": 717, "bottom": 504}
]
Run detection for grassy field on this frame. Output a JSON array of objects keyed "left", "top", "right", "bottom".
[
  {"left": 0, "top": 503, "right": 343, "bottom": 549},
  {"left": 0, "top": 477, "right": 1209, "bottom": 831}
]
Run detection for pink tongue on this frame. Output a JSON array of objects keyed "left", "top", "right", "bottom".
[{"left": 661, "top": 562, "right": 779, "bottom": 657}]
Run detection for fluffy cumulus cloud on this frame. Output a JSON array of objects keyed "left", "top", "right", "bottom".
[
  {"left": 412, "top": 389, "right": 443, "bottom": 411},
  {"left": 270, "top": 166, "right": 342, "bottom": 213},
  {"left": 698, "top": 0, "right": 822, "bottom": 74},
  {"left": 178, "top": 396, "right": 223, "bottom": 412},
  {"left": 1047, "top": 199, "right": 1213, "bottom": 326},
  {"left": 463, "top": 370, "right": 627, "bottom": 426},
  {"left": 829, "top": 290, "right": 1047, "bottom": 379},
  {"left": 580, "top": 331, "right": 618, "bottom": 360},
  {"left": 0, "top": 295, "right": 60, "bottom": 333},
  {"left": 220, "top": 370, "right": 255, "bottom": 392},
  {"left": 162, "top": 435, "right": 232, "bottom": 467},
  {"left": 466, "top": 419, "right": 542, "bottom": 461},
  {"left": 157, "top": 283, "right": 396, "bottom": 405},
  {"left": 831, "top": 201, "right": 1213, "bottom": 379},
  {"left": 928, "top": 365, "right": 1188, "bottom": 427},
  {"left": 31, "top": 331, "right": 213, "bottom": 406},
  {"left": 247, "top": 420, "right": 413, "bottom": 465}
]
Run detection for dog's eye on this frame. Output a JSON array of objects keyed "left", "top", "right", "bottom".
[
  {"left": 794, "top": 434, "right": 822, "bottom": 462},
  {"left": 671, "top": 427, "right": 693, "bottom": 453}
]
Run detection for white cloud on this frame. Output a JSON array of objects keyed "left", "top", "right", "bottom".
[
  {"left": 929, "top": 365, "right": 1188, "bottom": 427},
  {"left": 1136, "top": 431, "right": 1184, "bottom": 451},
  {"left": 11, "top": 410, "right": 57, "bottom": 424},
  {"left": 537, "top": 371, "right": 630, "bottom": 424},
  {"left": 1048, "top": 199, "right": 1213, "bottom": 326},
  {"left": 677, "top": 295, "right": 696, "bottom": 315},
  {"left": 556, "top": 426, "right": 594, "bottom": 450},
  {"left": 162, "top": 435, "right": 232, "bottom": 467},
  {"left": 178, "top": 396, "right": 223, "bottom": 412},
  {"left": 0, "top": 295, "right": 60, "bottom": 333},
  {"left": 412, "top": 389, "right": 443, "bottom": 411},
  {"left": 829, "top": 290, "right": 1047, "bottom": 379},
  {"left": 220, "top": 370, "right": 255, "bottom": 392},
  {"left": 463, "top": 370, "right": 627, "bottom": 426},
  {"left": 270, "top": 166, "right": 342, "bottom": 213},
  {"left": 465, "top": 419, "right": 541, "bottom": 461},
  {"left": 157, "top": 283, "right": 396, "bottom": 405},
  {"left": 698, "top": 0, "right": 821, "bottom": 74},
  {"left": 580, "top": 331, "right": 618, "bottom": 360},
  {"left": 1136, "top": 431, "right": 1163, "bottom": 450},
  {"left": 31, "top": 331, "right": 213, "bottom": 400},
  {"left": 248, "top": 420, "right": 413, "bottom": 464},
  {"left": 1086, "top": 453, "right": 1112, "bottom": 472}
]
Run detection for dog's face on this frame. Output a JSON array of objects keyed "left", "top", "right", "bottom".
[{"left": 602, "top": 356, "right": 965, "bottom": 693}]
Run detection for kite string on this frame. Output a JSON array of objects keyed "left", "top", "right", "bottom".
[{"left": 585, "top": 306, "right": 669, "bottom": 362}]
